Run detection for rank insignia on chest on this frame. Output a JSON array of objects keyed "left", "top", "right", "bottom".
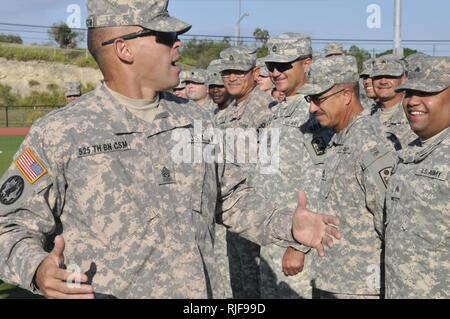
[
  {"left": 15, "top": 148, "right": 47, "bottom": 184},
  {"left": 157, "top": 165, "right": 176, "bottom": 185}
]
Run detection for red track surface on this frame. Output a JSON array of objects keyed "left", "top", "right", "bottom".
[{"left": 0, "top": 128, "right": 30, "bottom": 136}]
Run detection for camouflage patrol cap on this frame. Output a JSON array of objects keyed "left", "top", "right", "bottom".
[
  {"left": 371, "top": 55, "right": 405, "bottom": 78},
  {"left": 324, "top": 42, "right": 344, "bottom": 57},
  {"left": 218, "top": 47, "right": 257, "bottom": 72},
  {"left": 86, "top": 0, "right": 191, "bottom": 34},
  {"left": 360, "top": 58, "right": 374, "bottom": 77},
  {"left": 263, "top": 33, "right": 312, "bottom": 63},
  {"left": 207, "top": 60, "right": 224, "bottom": 86},
  {"left": 184, "top": 69, "right": 208, "bottom": 84},
  {"left": 403, "top": 52, "right": 429, "bottom": 74},
  {"left": 299, "top": 56, "right": 359, "bottom": 96},
  {"left": 395, "top": 56, "right": 450, "bottom": 93},
  {"left": 256, "top": 58, "right": 269, "bottom": 77},
  {"left": 64, "top": 82, "right": 82, "bottom": 97},
  {"left": 174, "top": 70, "right": 187, "bottom": 89}
]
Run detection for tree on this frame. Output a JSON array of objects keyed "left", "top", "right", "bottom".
[
  {"left": 48, "top": 22, "right": 83, "bottom": 49},
  {"left": 346, "top": 45, "right": 372, "bottom": 72},
  {"left": 180, "top": 39, "right": 230, "bottom": 68},
  {"left": 0, "top": 34, "right": 23, "bottom": 44},
  {"left": 253, "top": 28, "right": 270, "bottom": 47},
  {"left": 376, "top": 48, "right": 419, "bottom": 58}
]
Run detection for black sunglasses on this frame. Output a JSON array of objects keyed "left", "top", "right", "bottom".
[
  {"left": 102, "top": 29, "right": 179, "bottom": 47},
  {"left": 266, "top": 57, "right": 303, "bottom": 73}
]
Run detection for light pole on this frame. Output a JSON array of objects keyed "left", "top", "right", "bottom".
[
  {"left": 393, "top": 0, "right": 403, "bottom": 57},
  {"left": 235, "top": 0, "right": 249, "bottom": 46}
]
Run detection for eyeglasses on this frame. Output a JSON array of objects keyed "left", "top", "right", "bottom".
[
  {"left": 221, "top": 69, "right": 251, "bottom": 79},
  {"left": 266, "top": 57, "right": 302, "bottom": 73},
  {"left": 102, "top": 29, "right": 179, "bottom": 47},
  {"left": 305, "top": 89, "right": 345, "bottom": 104}
]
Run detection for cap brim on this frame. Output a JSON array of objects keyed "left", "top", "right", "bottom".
[
  {"left": 144, "top": 16, "right": 192, "bottom": 35},
  {"left": 371, "top": 70, "right": 404, "bottom": 78},
  {"left": 218, "top": 64, "right": 254, "bottom": 72},
  {"left": 262, "top": 54, "right": 300, "bottom": 64},
  {"left": 395, "top": 79, "right": 449, "bottom": 93},
  {"left": 298, "top": 81, "right": 334, "bottom": 96}
]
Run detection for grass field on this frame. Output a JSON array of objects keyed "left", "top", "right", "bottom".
[{"left": 0, "top": 136, "right": 24, "bottom": 176}]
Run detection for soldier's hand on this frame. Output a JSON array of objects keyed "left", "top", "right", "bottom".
[
  {"left": 282, "top": 247, "right": 304, "bottom": 276},
  {"left": 292, "top": 190, "right": 341, "bottom": 257},
  {"left": 34, "top": 235, "right": 94, "bottom": 299}
]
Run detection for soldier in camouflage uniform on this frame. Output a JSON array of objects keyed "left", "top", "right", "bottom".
[
  {"left": 371, "top": 55, "right": 417, "bottom": 150},
  {"left": 184, "top": 69, "right": 216, "bottom": 113},
  {"left": 172, "top": 70, "right": 187, "bottom": 99},
  {"left": 215, "top": 46, "right": 276, "bottom": 299},
  {"left": 0, "top": 0, "right": 342, "bottom": 299},
  {"left": 256, "top": 33, "right": 332, "bottom": 299},
  {"left": 359, "top": 58, "right": 377, "bottom": 109},
  {"left": 207, "top": 59, "right": 232, "bottom": 115},
  {"left": 64, "top": 82, "right": 82, "bottom": 103},
  {"left": 256, "top": 58, "right": 274, "bottom": 94},
  {"left": 299, "top": 56, "right": 397, "bottom": 298},
  {"left": 384, "top": 56, "right": 450, "bottom": 298},
  {"left": 323, "top": 42, "right": 344, "bottom": 58}
]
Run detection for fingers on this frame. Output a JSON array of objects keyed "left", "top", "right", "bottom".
[
  {"left": 322, "top": 214, "right": 340, "bottom": 227},
  {"left": 297, "top": 190, "right": 307, "bottom": 211},
  {"left": 322, "top": 235, "right": 335, "bottom": 249},
  {"left": 50, "top": 279, "right": 93, "bottom": 295},
  {"left": 51, "top": 235, "right": 65, "bottom": 258},
  {"left": 53, "top": 268, "right": 89, "bottom": 284},
  {"left": 325, "top": 225, "right": 342, "bottom": 240},
  {"left": 314, "top": 242, "right": 325, "bottom": 257}
]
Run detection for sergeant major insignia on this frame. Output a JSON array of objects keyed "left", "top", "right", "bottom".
[{"left": 159, "top": 166, "right": 176, "bottom": 185}]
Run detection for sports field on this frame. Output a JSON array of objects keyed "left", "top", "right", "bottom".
[{"left": 0, "top": 136, "right": 24, "bottom": 176}]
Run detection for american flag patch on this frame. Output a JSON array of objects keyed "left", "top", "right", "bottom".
[{"left": 15, "top": 148, "right": 47, "bottom": 184}]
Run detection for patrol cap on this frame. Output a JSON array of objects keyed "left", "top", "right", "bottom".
[
  {"left": 64, "top": 82, "right": 82, "bottom": 97},
  {"left": 218, "top": 47, "right": 257, "bottom": 72},
  {"left": 395, "top": 56, "right": 450, "bottom": 93},
  {"left": 403, "top": 52, "right": 429, "bottom": 74},
  {"left": 174, "top": 70, "right": 187, "bottom": 89},
  {"left": 371, "top": 54, "right": 405, "bottom": 78},
  {"left": 184, "top": 69, "right": 208, "bottom": 84},
  {"left": 324, "top": 42, "right": 344, "bottom": 57},
  {"left": 256, "top": 58, "right": 269, "bottom": 77},
  {"left": 360, "top": 58, "right": 374, "bottom": 77},
  {"left": 299, "top": 55, "right": 359, "bottom": 96},
  {"left": 207, "top": 60, "right": 224, "bottom": 86},
  {"left": 263, "top": 33, "right": 312, "bottom": 63},
  {"left": 86, "top": 0, "right": 191, "bottom": 35}
]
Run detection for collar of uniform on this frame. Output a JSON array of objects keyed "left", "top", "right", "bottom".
[
  {"left": 386, "top": 101, "right": 409, "bottom": 125},
  {"left": 332, "top": 111, "right": 366, "bottom": 146},
  {"left": 403, "top": 127, "right": 450, "bottom": 164},
  {"left": 96, "top": 84, "right": 194, "bottom": 136}
]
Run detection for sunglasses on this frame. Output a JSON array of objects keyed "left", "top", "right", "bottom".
[
  {"left": 304, "top": 89, "right": 345, "bottom": 104},
  {"left": 102, "top": 29, "right": 179, "bottom": 47},
  {"left": 266, "top": 57, "right": 303, "bottom": 73},
  {"left": 221, "top": 69, "right": 251, "bottom": 79}
]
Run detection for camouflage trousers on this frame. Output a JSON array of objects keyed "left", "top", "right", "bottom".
[
  {"left": 260, "top": 244, "right": 313, "bottom": 299},
  {"left": 212, "top": 224, "right": 233, "bottom": 299},
  {"left": 227, "top": 231, "right": 261, "bottom": 299},
  {"left": 312, "top": 288, "right": 380, "bottom": 299}
]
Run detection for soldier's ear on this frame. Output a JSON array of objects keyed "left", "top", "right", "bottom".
[{"left": 113, "top": 39, "right": 134, "bottom": 64}]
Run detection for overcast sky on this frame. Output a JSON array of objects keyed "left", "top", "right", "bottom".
[{"left": 0, "top": 0, "right": 449, "bottom": 55}]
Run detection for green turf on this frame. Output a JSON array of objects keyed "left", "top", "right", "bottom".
[{"left": 0, "top": 136, "right": 24, "bottom": 176}]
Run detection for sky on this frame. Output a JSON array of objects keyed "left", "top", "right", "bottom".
[{"left": 0, "top": 0, "right": 449, "bottom": 55}]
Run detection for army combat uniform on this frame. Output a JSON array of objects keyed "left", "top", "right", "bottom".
[
  {"left": 384, "top": 56, "right": 450, "bottom": 299},
  {"left": 0, "top": 84, "right": 295, "bottom": 299}
]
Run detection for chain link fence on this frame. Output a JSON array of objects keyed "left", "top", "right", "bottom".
[{"left": 0, "top": 105, "right": 62, "bottom": 127}]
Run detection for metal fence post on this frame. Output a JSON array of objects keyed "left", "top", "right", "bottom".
[{"left": 6, "top": 106, "right": 9, "bottom": 128}]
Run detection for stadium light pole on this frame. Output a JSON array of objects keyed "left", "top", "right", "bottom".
[
  {"left": 235, "top": 0, "right": 249, "bottom": 46},
  {"left": 393, "top": 0, "right": 403, "bottom": 57}
]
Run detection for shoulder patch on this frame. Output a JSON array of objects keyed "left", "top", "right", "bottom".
[
  {"left": 0, "top": 175, "right": 25, "bottom": 205},
  {"left": 15, "top": 148, "right": 47, "bottom": 184}
]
